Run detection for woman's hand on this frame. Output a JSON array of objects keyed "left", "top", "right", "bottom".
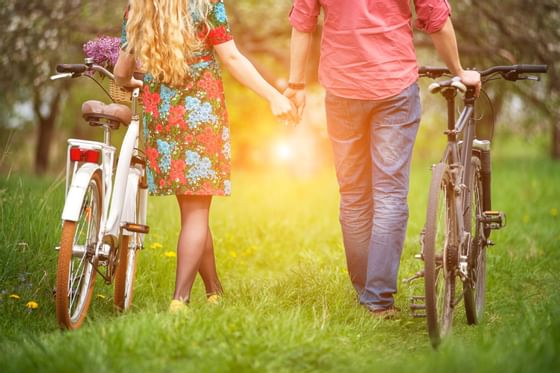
[
  {"left": 269, "top": 92, "right": 298, "bottom": 125},
  {"left": 122, "top": 77, "right": 143, "bottom": 89},
  {"left": 214, "top": 41, "right": 298, "bottom": 125}
]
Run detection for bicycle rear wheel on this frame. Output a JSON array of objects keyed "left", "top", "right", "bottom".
[
  {"left": 423, "top": 162, "right": 458, "bottom": 348},
  {"left": 56, "top": 171, "right": 101, "bottom": 329},
  {"left": 464, "top": 156, "right": 487, "bottom": 324},
  {"left": 113, "top": 234, "right": 138, "bottom": 311},
  {"left": 114, "top": 175, "right": 145, "bottom": 312}
]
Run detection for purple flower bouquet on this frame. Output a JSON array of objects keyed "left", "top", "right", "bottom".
[{"left": 83, "top": 36, "right": 121, "bottom": 73}]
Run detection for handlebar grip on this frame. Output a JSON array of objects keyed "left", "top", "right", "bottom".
[
  {"left": 419, "top": 66, "right": 450, "bottom": 76},
  {"left": 56, "top": 64, "right": 87, "bottom": 74},
  {"left": 516, "top": 64, "right": 548, "bottom": 73}
]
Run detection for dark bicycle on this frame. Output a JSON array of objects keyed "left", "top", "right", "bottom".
[{"left": 408, "top": 64, "right": 548, "bottom": 347}]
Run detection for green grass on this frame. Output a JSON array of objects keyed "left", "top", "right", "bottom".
[{"left": 0, "top": 149, "right": 559, "bottom": 372}]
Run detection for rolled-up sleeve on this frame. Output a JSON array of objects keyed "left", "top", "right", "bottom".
[
  {"left": 289, "top": 0, "right": 320, "bottom": 33},
  {"left": 414, "top": 0, "right": 451, "bottom": 33}
]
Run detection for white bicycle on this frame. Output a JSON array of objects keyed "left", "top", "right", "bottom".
[{"left": 51, "top": 58, "right": 149, "bottom": 329}]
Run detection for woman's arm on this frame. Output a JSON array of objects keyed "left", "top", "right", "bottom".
[
  {"left": 114, "top": 51, "right": 143, "bottom": 88},
  {"left": 214, "top": 40, "right": 296, "bottom": 122}
]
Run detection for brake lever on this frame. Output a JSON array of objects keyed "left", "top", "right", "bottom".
[{"left": 523, "top": 75, "right": 540, "bottom": 81}]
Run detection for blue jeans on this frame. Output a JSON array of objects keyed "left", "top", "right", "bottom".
[{"left": 325, "top": 83, "right": 421, "bottom": 310}]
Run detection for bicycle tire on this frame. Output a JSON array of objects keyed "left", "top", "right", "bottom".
[
  {"left": 113, "top": 234, "right": 138, "bottom": 311},
  {"left": 56, "top": 171, "right": 102, "bottom": 329},
  {"left": 464, "top": 156, "right": 487, "bottom": 324},
  {"left": 423, "top": 162, "right": 457, "bottom": 348},
  {"left": 113, "top": 177, "right": 142, "bottom": 312}
]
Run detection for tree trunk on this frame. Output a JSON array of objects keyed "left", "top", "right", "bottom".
[
  {"left": 552, "top": 118, "right": 560, "bottom": 159},
  {"left": 33, "top": 87, "right": 65, "bottom": 175}
]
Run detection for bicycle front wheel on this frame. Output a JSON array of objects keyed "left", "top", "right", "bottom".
[
  {"left": 423, "top": 162, "right": 458, "bottom": 348},
  {"left": 56, "top": 171, "right": 102, "bottom": 329},
  {"left": 464, "top": 156, "right": 487, "bottom": 324}
]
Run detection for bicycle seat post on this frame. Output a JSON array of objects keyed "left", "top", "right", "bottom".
[{"left": 443, "top": 89, "right": 456, "bottom": 139}]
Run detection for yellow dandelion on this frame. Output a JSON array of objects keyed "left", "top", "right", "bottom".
[
  {"left": 96, "top": 294, "right": 106, "bottom": 299},
  {"left": 150, "top": 242, "right": 163, "bottom": 249},
  {"left": 9, "top": 294, "right": 20, "bottom": 300},
  {"left": 26, "top": 301, "right": 39, "bottom": 309},
  {"left": 522, "top": 214, "right": 530, "bottom": 224},
  {"left": 164, "top": 251, "right": 176, "bottom": 258},
  {"left": 550, "top": 208, "right": 558, "bottom": 218},
  {"left": 229, "top": 250, "right": 237, "bottom": 258}
]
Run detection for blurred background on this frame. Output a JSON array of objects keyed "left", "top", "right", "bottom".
[{"left": 0, "top": 0, "right": 558, "bottom": 177}]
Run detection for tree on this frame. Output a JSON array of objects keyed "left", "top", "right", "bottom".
[
  {"left": 0, "top": 0, "right": 120, "bottom": 174},
  {"left": 415, "top": 0, "right": 560, "bottom": 158}
]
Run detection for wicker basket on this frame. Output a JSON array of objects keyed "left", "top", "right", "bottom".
[
  {"left": 109, "top": 81, "right": 133, "bottom": 105},
  {"left": 109, "top": 72, "right": 145, "bottom": 105}
]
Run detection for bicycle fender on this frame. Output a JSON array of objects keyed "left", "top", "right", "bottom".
[{"left": 61, "top": 163, "right": 102, "bottom": 221}]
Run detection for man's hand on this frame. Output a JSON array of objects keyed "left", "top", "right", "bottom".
[
  {"left": 457, "top": 69, "right": 481, "bottom": 97},
  {"left": 283, "top": 88, "right": 306, "bottom": 124}
]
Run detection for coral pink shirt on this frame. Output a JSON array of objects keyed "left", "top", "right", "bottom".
[{"left": 289, "top": 0, "right": 451, "bottom": 100}]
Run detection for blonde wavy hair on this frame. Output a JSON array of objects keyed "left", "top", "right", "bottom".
[{"left": 125, "top": 0, "right": 212, "bottom": 87}]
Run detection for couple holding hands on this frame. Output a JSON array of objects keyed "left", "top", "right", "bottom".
[{"left": 114, "top": 0, "right": 480, "bottom": 317}]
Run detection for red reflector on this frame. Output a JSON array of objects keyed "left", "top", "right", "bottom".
[
  {"left": 70, "top": 147, "right": 101, "bottom": 163},
  {"left": 70, "top": 147, "right": 82, "bottom": 162},
  {"left": 85, "top": 150, "right": 100, "bottom": 163}
]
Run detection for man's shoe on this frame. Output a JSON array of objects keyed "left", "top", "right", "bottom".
[{"left": 367, "top": 305, "right": 400, "bottom": 320}]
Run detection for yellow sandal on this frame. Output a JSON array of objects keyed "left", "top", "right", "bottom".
[{"left": 168, "top": 299, "right": 189, "bottom": 314}]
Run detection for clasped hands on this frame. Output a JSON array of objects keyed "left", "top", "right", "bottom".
[{"left": 271, "top": 87, "right": 306, "bottom": 127}]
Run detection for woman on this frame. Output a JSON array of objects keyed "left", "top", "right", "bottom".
[{"left": 114, "top": 0, "right": 295, "bottom": 312}]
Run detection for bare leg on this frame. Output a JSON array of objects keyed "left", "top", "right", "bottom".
[
  {"left": 173, "top": 195, "right": 212, "bottom": 302},
  {"left": 198, "top": 229, "right": 223, "bottom": 296}
]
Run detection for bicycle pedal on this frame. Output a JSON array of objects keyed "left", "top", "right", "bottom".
[
  {"left": 409, "top": 296, "right": 426, "bottom": 318},
  {"left": 123, "top": 223, "right": 150, "bottom": 234},
  {"left": 480, "top": 210, "right": 506, "bottom": 230}
]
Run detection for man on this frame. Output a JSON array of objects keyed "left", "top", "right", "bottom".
[{"left": 284, "top": 0, "right": 480, "bottom": 317}]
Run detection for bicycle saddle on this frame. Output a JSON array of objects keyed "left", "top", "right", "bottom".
[{"left": 82, "top": 100, "right": 132, "bottom": 130}]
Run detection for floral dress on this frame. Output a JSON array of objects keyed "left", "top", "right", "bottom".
[{"left": 121, "top": 0, "right": 233, "bottom": 196}]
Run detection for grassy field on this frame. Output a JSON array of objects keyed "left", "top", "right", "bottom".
[{"left": 0, "top": 143, "right": 559, "bottom": 372}]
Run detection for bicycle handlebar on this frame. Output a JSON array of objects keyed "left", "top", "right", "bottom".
[
  {"left": 55, "top": 63, "right": 114, "bottom": 80},
  {"left": 419, "top": 64, "right": 548, "bottom": 79}
]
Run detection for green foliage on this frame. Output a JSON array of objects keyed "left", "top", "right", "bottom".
[
  {"left": 0, "top": 139, "right": 559, "bottom": 371},
  {"left": 0, "top": 0, "right": 121, "bottom": 98},
  {"left": 447, "top": 0, "right": 560, "bottom": 150}
]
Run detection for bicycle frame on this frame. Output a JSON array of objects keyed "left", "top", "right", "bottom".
[
  {"left": 438, "top": 88, "right": 480, "bottom": 280},
  {"left": 61, "top": 88, "right": 146, "bottom": 260}
]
